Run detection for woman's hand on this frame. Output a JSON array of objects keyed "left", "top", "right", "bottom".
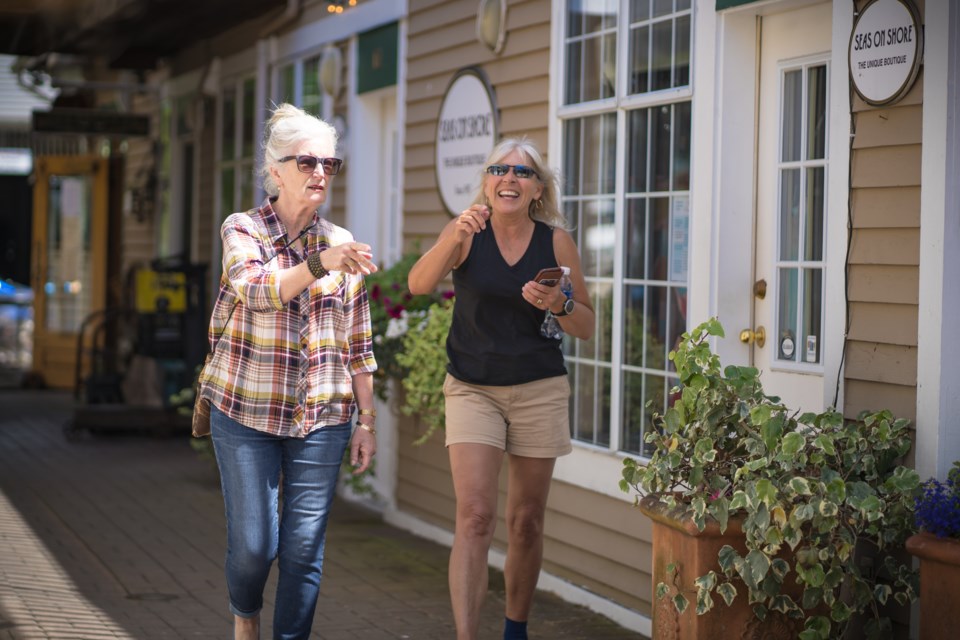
[
  {"left": 321, "top": 242, "right": 378, "bottom": 276},
  {"left": 522, "top": 280, "right": 562, "bottom": 313},
  {"left": 453, "top": 204, "right": 489, "bottom": 242},
  {"left": 350, "top": 425, "right": 376, "bottom": 474}
]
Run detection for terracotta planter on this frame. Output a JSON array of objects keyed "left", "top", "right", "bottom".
[
  {"left": 906, "top": 532, "right": 960, "bottom": 639},
  {"left": 638, "top": 495, "right": 805, "bottom": 640}
]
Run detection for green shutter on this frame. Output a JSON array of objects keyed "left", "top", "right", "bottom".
[
  {"left": 357, "top": 22, "right": 398, "bottom": 94},
  {"left": 716, "top": 0, "right": 763, "bottom": 9}
]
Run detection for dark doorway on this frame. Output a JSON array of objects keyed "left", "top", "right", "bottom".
[{"left": 0, "top": 174, "right": 32, "bottom": 286}]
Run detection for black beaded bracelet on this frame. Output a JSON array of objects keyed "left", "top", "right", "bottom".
[{"left": 307, "top": 251, "right": 328, "bottom": 279}]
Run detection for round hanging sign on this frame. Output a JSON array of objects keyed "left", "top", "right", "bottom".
[
  {"left": 848, "top": 0, "right": 923, "bottom": 106},
  {"left": 435, "top": 68, "right": 498, "bottom": 216}
]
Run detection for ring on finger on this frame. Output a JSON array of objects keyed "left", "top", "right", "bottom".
[{"left": 536, "top": 298, "right": 543, "bottom": 306}]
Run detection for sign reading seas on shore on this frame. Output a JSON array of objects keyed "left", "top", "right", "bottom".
[{"left": 848, "top": 0, "right": 923, "bottom": 106}]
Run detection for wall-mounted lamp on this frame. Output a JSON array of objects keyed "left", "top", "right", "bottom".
[{"left": 477, "top": 0, "right": 507, "bottom": 54}]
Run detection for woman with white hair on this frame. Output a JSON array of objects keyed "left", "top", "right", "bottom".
[{"left": 199, "top": 103, "right": 379, "bottom": 639}]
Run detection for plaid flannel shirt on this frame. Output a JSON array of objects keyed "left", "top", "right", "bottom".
[{"left": 199, "top": 198, "right": 377, "bottom": 437}]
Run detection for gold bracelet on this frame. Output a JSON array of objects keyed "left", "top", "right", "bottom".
[
  {"left": 307, "top": 250, "right": 328, "bottom": 279},
  {"left": 356, "top": 422, "right": 376, "bottom": 436},
  {"left": 358, "top": 408, "right": 377, "bottom": 418}
]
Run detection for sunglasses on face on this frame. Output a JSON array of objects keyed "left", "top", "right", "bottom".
[
  {"left": 485, "top": 163, "right": 539, "bottom": 180},
  {"left": 279, "top": 155, "right": 344, "bottom": 175}
]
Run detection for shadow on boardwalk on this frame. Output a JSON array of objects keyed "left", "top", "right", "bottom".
[{"left": 0, "top": 389, "right": 647, "bottom": 639}]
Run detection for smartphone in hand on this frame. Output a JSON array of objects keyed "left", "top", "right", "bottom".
[{"left": 534, "top": 267, "right": 563, "bottom": 287}]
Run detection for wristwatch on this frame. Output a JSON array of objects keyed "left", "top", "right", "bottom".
[{"left": 554, "top": 297, "right": 575, "bottom": 317}]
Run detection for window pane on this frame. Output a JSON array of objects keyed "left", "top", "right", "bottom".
[
  {"left": 668, "top": 286, "right": 687, "bottom": 359},
  {"left": 621, "top": 370, "right": 645, "bottom": 454},
  {"left": 222, "top": 87, "right": 236, "bottom": 160},
  {"left": 625, "top": 197, "right": 647, "bottom": 279},
  {"left": 220, "top": 168, "right": 234, "bottom": 220},
  {"left": 581, "top": 199, "right": 615, "bottom": 278},
  {"left": 596, "top": 282, "right": 614, "bottom": 362},
  {"left": 675, "top": 15, "right": 690, "bottom": 88},
  {"left": 650, "top": 19, "right": 673, "bottom": 91},
  {"left": 627, "top": 108, "right": 649, "bottom": 192},
  {"left": 598, "top": 366, "right": 612, "bottom": 446},
  {"left": 805, "top": 167, "right": 825, "bottom": 261},
  {"left": 651, "top": 105, "right": 672, "bottom": 191},
  {"left": 807, "top": 65, "right": 827, "bottom": 160},
  {"left": 778, "top": 268, "right": 799, "bottom": 362},
  {"left": 278, "top": 64, "right": 295, "bottom": 105},
  {"left": 602, "top": 32, "right": 616, "bottom": 98},
  {"left": 624, "top": 284, "right": 645, "bottom": 367},
  {"left": 580, "top": 114, "right": 616, "bottom": 194},
  {"left": 648, "top": 197, "right": 669, "bottom": 280},
  {"left": 567, "top": 0, "right": 585, "bottom": 37},
  {"left": 782, "top": 69, "right": 802, "bottom": 162},
  {"left": 647, "top": 285, "right": 669, "bottom": 370},
  {"left": 673, "top": 101, "right": 691, "bottom": 190},
  {"left": 575, "top": 362, "right": 597, "bottom": 440},
  {"left": 802, "top": 268, "right": 823, "bottom": 364},
  {"left": 582, "top": 36, "right": 603, "bottom": 101},
  {"left": 239, "top": 161, "right": 254, "bottom": 210},
  {"left": 565, "top": 41, "right": 583, "bottom": 105},
  {"left": 629, "top": 24, "right": 650, "bottom": 94},
  {"left": 652, "top": 0, "right": 673, "bottom": 18},
  {"left": 779, "top": 168, "right": 800, "bottom": 261},
  {"left": 242, "top": 78, "right": 256, "bottom": 159},
  {"left": 630, "top": 0, "right": 650, "bottom": 21},
  {"left": 563, "top": 120, "right": 582, "bottom": 195},
  {"left": 303, "top": 57, "right": 321, "bottom": 117}
]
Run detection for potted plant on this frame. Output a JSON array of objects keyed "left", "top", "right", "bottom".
[
  {"left": 620, "top": 318, "right": 920, "bottom": 640},
  {"left": 906, "top": 461, "right": 960, "bottom": 639}
]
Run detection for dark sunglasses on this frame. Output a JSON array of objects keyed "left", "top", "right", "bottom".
[
  {"left": 279, "top": 155, "right": 344, "bottom": 175},
  {"left": 485, "top": 163, "right": 539, "bottom": 180}
]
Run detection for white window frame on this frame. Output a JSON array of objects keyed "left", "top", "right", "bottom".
[{"left": 550, "top": 0, "right": 695, "bottom": 498}]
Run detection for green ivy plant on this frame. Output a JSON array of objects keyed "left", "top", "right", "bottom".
[
  {"left": 395, "top": 298, "right": 453, "bottom": 445},
  {"left": 620, "top": 318, "right": 921, "bottom": 640}
]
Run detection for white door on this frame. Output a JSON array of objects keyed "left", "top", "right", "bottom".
[{"left": 750, "top": 2, "right": 832, "bottom": 413}]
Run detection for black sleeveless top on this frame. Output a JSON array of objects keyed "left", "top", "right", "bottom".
[{"left": 447, "top": 220, "right": 568, "bottom": 386}]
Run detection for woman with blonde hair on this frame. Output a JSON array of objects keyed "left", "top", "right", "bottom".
[{"left": 409, "top": 136, "right": 595, "bottom": 640}]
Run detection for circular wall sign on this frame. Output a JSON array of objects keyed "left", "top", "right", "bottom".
[
  {"left": 848, "top": 0, "right": 923, "bottom": 106},
  {"left": 435, "top": 68, "right": 498, "bottom": 216}
]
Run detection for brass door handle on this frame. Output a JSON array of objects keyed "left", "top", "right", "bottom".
[{"left": 739, "top": 326, "right": 766, "bottom": 348}]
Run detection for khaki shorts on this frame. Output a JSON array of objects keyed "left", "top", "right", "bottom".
[{"left": 443, "top": 373, "right": 573, "bottom": 458}]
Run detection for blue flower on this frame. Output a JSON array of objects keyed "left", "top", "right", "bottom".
[{"left": 915, "top": 471, "right": 960, "bottom": 539}]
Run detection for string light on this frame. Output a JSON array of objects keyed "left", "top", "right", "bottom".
[{"left": 326, "top": 0, "right": 356, "bottom": 12}]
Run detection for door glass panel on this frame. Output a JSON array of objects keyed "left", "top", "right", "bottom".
[
  {"left": 805, "top": 167, "right": 825, "bottom": 261},
  {"left": 777, "top": 267, "right": 799, "bottom": 362},
  {"left": 807, "top": 65, "right": 827, "bottom": 160},
  {"left": 45, "top": 175, "right": 92, "bottom": 333},
  {"left": 779, "top": 167, "right": 800, "bottom": 261},
  {"left": 781, "top": 69, "right": 802, "bottom": 162}
]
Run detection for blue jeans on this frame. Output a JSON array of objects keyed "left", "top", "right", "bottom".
[{"left": 210, "top": 405, "right": 351, "bottom": 640}]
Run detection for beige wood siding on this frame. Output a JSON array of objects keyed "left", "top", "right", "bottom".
[
  {"left": 397, "top": 2, "right": 650, "bottom": 619},
  {"left": 844, "top": 6, "right": 923, "bottom": 423}
]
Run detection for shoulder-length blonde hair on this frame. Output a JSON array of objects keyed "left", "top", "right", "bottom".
[
  {"left": 471, "top": 136, "right": 568, "bottom": 229},
  {"left": 259, "top": 103, "right": 339, "bottom": 197}
]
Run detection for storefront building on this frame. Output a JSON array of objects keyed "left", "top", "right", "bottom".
[{"left": 4, "top": 0, "right": 957, "bottom": 635}]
